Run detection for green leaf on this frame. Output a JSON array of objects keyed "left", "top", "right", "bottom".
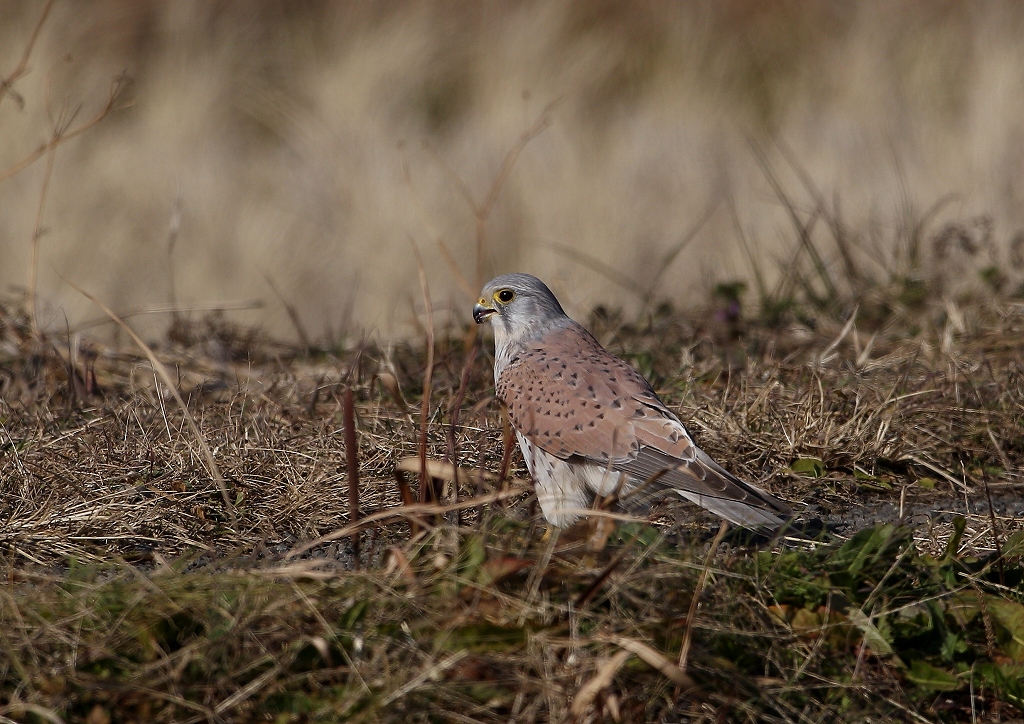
[
  {"left": 342, "top": 599, "right": 369, "bottom": 630},
  {"left": 942, "top": 516, "right": 966, "bottom": 561},
  {"left": 945, "top": 591, "right": 981, "bottom": 624},
  {"left": 906, "top": 660, "right": 959, "bottom": 692},
  {"left": 616, "top": 522, "right": 662, "bottom": 548},
  {"left": 845, "top": 607, "right": 896, "bottom": 658},
  {"left": 853, "top": 469, "right": 895, "bottom": 489},
  {"left": 940, "top": 631, "right": 969, "bottom": 662},
  {"left": 1002, "top": 530, "right": 1024, "bottom": 558},
  {"left": 444, "top": 623, "right": 526, "bottom": 653},
  {"left": 789, "top": 458, "right": 825, "bottom": 477},
  {"left": 830, "top": 523, "right": 899, "bottom": 576},
  {"left": 858, "top": 479, "right": 893, "bottom": 491},
  {"left": 458, "top": 534, "right": 487, "bottom": 581},
  {"left": 892, "top": 602, "right": 936, "bottom": 640},
  {"left": 988, "top": 598, "right": 1024, "bottom": 661},
  {"left": 915, "top": 477, "right": 937, "bottom": 489},
  {"left": 976, "top": 662, "right": 1024, "bottom": 708}
]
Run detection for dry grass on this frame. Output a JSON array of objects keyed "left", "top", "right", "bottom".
[
  {"left": 3, "top": 1, "right": 1024, "bottom": 339},
  {"left": 2, "top": 276, "right": 1024, "bottom": 722}
]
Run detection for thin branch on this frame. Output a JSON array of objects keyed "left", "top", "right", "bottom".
[
  {"left": 436, "top": 240, "right": 475, "bottom": 300},
  {"left": 771, "top": 210, "right": 821, "bottom": 304},
  {"left": 265, "top": 273, "right": 312, "bottom": 352},
  {"left": 446, "top": 336, "right": 479, "bottom": 527},
  {"left": 547, "top": 242, "right": 647, "bottom": 299},
  {"left": 0, "top": 73, "right": 130, "bottom": 185},
  {"left": 749, "top": 139, "right": 837, "bottom": 304},
  {"left": 421, "top": 95, "right": 562, "bottom": 292},
  {"left": 166, "top": 186, "right": 182, "bottom": 327},
  {"left": 421, "top": 143, "right": 480, "bottom": 217},
  {"left": 644, "top": 195, "right": 720, "bottom": 307},
  {"left": 344, "top": 385, "right": 361, "bottom": 568},
  {"left": 549, "top": 195, "right": 717, "bottom": 315},
  {"left": 773, "top": 135, "right": 861, "bottom": 285},
  {"left": 479, "top": 95, "right": 563, "bottom": 219},
  {"left": 27, "top": 142, "right": 56, "bottom": 332},
  {"left": 71, "top": 300, "right": 264, "bottom": 333},
  {"left": 678, "top": 521, "right": 729, "bottom": 673},
  {"left": 284, "top": 486, "right": 529, "bottom": 559},
  {"left": 729, "top": 192, "right": 768, "bottom": 302},
  {"left": 409, "top": 238, "right": 436, "bottom": 504},
  {"left": 0, "top": 0, "right": 55, "bottom": 109}
]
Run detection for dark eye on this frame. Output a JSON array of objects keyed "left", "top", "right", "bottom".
[{"left": 497, "top": 289, "right": 515, "bottom": 303}]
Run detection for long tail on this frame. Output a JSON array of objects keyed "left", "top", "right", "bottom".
[{"left": 619, "top": 447, "right": 791, "bottom": 529}]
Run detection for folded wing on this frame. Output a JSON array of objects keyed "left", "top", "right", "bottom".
[{"left": 496, "top": 322, "right": 790, "bottom": 528}]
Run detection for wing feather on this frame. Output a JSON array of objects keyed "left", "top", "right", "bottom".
[
  {"left": 497, "top": 322, "right": 790, "bottom": 527},
  {"left": 496, "top": 322, "right": 680, "bottom": 461}
]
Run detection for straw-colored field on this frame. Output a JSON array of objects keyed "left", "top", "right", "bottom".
[{"left": 1, "top": 1, "right": 1024, "bottom": 339}]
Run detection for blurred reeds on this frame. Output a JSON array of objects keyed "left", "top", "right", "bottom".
[{"left": 0, "top": 1, "right": 1023, "bottom": 340}]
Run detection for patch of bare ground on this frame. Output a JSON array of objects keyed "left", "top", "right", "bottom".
[{"left": 1, "top": 288, "right": 1023, "bottom": 722}]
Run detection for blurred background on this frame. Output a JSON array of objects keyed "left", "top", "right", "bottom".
[{"left": 1, "top": 0, "right": 1022, "bottom": 344}]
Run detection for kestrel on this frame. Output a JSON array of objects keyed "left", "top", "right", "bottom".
[{"left": 473, "top": 273, "right": 790, "bottom": 529}]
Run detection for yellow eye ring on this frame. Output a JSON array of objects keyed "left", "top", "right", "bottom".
[{"left": 494, "top": 289, "right": 515, "bottom": 304}]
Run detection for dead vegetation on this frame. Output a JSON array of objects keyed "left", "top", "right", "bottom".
[{"left": 2, "top": 275, "right": 1024, "bottom": 722}]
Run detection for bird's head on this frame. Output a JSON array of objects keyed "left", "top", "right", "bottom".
[{"left": 473, "top": 273, "right": 568, "bottom": 342}]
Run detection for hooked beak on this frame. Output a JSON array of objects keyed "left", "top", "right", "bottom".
[{"left": 473, "top": 301, "right": 495, "bottom": 324}]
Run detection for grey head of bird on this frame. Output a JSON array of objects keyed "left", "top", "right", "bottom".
[{"left": 473, "top": 273, "right": 571, "bottom": 351}]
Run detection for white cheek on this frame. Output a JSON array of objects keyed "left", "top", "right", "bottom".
[{"left": 491, "top": 316, "right": 508, "bottom": 344}]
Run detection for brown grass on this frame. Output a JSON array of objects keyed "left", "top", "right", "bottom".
[
  {"left": 2, "top": 278, "right": 1023, "bottom": 722},
  {"left": 4, "top": 290, "right": 1021, "bottom": 567}
]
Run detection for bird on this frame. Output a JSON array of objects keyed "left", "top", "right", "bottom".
[{"left": 473, "top": 272, "right": 791, "bottom": 529}]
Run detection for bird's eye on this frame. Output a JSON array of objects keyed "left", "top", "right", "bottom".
[{"left": 495, "top": 289, "right": 515, "bottom": 304}]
